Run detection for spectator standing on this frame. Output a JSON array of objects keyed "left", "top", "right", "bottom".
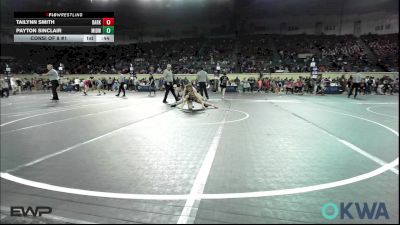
[
  {"left": 148, "top": 73, "right": 156, "bottom": 97},
  {"left": 107, "top": 77, "right": 113, "bottom": 91},
  {"left": 257, "top": 78, "right": 263, "bottom": 92},
  {"left": 1, "top": 77, "right": 10, "bottom": 98},
  {"left": 219, "top": 72, "right": 229, "bottom": 99},
  {"left": 74, "top": 77, "right": 80, "bottom": 92}
]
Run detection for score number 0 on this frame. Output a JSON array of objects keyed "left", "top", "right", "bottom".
[
  {"left": 102, "top": 18, "right": 114, "bottom": 26},
  {"left": 102, "top": 18, "right": 114, "bottom": 35}
]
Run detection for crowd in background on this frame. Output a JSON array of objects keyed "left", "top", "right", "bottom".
[
  {"left": 362, "top": 34, "right": 399, "bottom": 72},
  {"left": 1, "top": 34, "right": 398, "bottom": 76},
  {"left": 2, "top": 72, "right": 398, "bottom": 98}
]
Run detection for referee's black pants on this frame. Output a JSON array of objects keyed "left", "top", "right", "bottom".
[
  {"left": 117, "top": 82, "right": 125, "bottom": 96},
  {"left": 198, "top": 82, "right": 209, "bottom": 99},
  {"left": 51, "top": 80, "right": 59, "bottom": 100},
  {"left": 163, "top": 82, "right": 178, "bottom": 102},
  {"left": 348, "top": 83, "right": 360, "bottom": 98}
]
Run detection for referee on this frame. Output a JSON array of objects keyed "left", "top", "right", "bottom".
[
  {"left": 45, "top": 64, "right": 60, "bottom": 100},
  {"left": 196, "top": 67, "right": 209, "bottom": 100},
  {"left": 348, "top": 71, "right": 363, "bottom": 99},
  {"left": 116, "top": 71, "right": 126, "bottom": 97},
  {"left": 162, "top": 64, "right": 179, "bottom": 103}
]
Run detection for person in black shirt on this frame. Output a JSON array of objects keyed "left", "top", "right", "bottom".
[
  {"left": 219, "top": 72, "right": 229, "bottom": 99},
  {"left": 234, "top": 76, "right": 240, "bottom": 86},
  {"left": 16, "top": 79, "right": 22, "bottom": 93},
  {"left": 148, "top": 73, "right": 156, "bottom": 96},
  {"left": 382, "top": 77, "right": 393, "bottom": 95},
  {"left": 1, "top": 77, "right": 10, "bottom": 98},
  {"left": 107, "top": 77, "right": 113, "bottom": 91},
  {"left": 346, "top": 75, "right": 353, "bottom": 94},
  {"left": 248, "top": 77, "right": 255, "bottom": 93}
]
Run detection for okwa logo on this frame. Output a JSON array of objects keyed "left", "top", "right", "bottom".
[{"left": 321, "top": 202, "right": 390, "bottom": 220}]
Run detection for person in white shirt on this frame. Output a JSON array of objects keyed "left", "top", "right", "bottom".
[
  {"left": 74, "top": 77, "right": 80, "bottom": 92},
  {"left": 196, "top": 67, "right": 210, "bottom": 99},
  {"left": 162, "top": 64, "right": 179, "bottom": 103},
  {"left": 44, "top": 64, "right": 60, "bottom": 100},
  {"left": 116, "top": 72, "right": 126, "bottom": 97},
  {"left": 9, "top": 77, "right": 17, "bottom": 95},
  {"left": 348, "top": 71, "right": 363, "bottom": 99}
]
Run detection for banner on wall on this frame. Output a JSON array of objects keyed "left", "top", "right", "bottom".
[{"left": 297, "top": 53, "right": 313, "bottom": 59}]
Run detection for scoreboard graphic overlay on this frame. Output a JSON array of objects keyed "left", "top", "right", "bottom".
[{"left": 14, "top": 12, "right": 114, "bottom": 43}]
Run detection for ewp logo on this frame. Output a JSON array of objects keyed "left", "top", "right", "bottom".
[
  {"left": 321, "top": 202, "right": 389, "bottom": 220},
  {"left": 10, "top": 206, "right": 52, "bottom": 217}
]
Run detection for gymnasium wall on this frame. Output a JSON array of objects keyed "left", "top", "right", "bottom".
[{"left": 248, "top": 12, "right": 398, "bottom": 36}]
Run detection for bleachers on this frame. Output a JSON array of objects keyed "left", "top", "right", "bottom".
[{"left": 1, "top": 34, "right": 398, "bottom": 75}]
